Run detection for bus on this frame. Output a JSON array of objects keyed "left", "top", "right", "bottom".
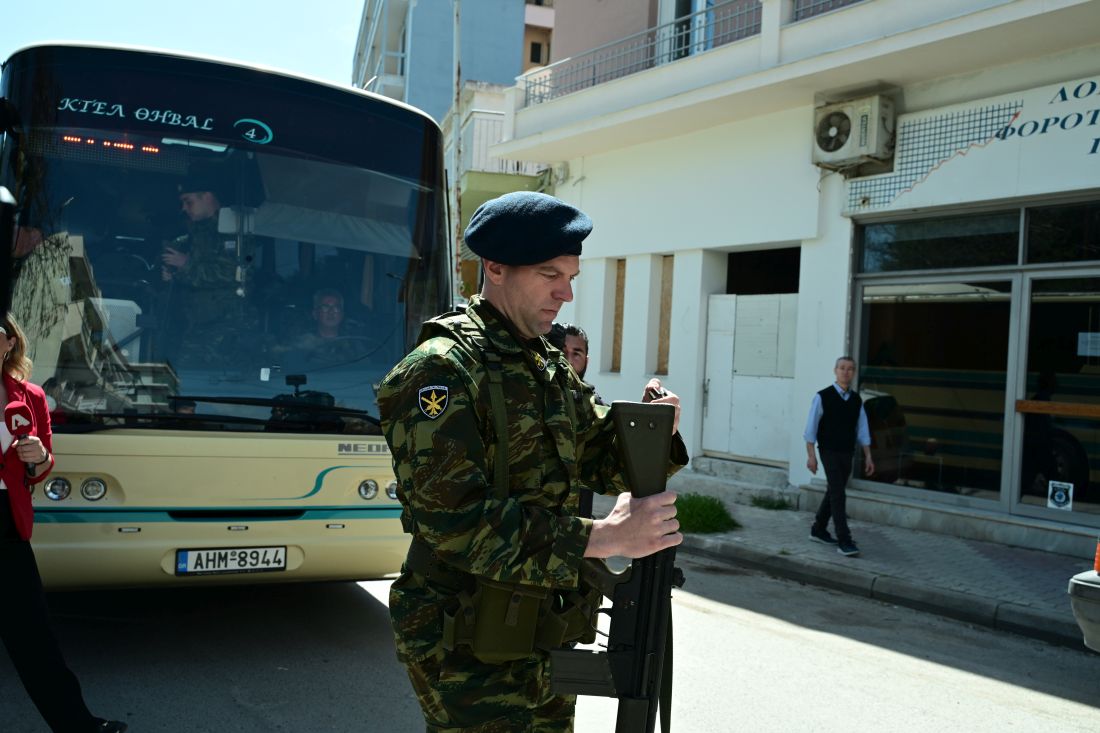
[{"left": 0, "top": 44, "right": 451, "bottom": 588}]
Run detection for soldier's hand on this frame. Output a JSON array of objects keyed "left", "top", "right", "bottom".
[
  {"left": 162, "top": 247, "right": 188, "bottom": 269},
  {"left": 641, "top": 378, "right": 680, "bottom": 434},
  {"left": 585, "top": 490, "right": 682, "bottom": 559}
]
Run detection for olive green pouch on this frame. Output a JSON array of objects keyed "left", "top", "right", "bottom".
[{"left": 443, "top": 577, "right": 549, "bottom": 663}]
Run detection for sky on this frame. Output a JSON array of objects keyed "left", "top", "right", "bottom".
[{"left": 1, "top": 0, "right": 365, "bottom": 86}]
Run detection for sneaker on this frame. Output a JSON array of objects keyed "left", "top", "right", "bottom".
[
  {"left": 810, "top": 526, "right": 837, "bottom": 545},
  {"left": 837, "top": 541, "right": 861, "bottom": 557}
]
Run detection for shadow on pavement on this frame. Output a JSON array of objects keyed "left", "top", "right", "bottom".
[
  {"left": 0, "top": 582, "right": 423, "bottom": 733},
  {"left": 675, "top": 553, "right": 1098, "bottom": 710}
]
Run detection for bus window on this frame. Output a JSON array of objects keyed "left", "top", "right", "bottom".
[{"left": 0, "top": 44, "right": 451, "bottom": 588}]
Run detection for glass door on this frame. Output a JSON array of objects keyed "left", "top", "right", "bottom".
[
  {"left": 859, "top": 279, "right": 1013, "bottom": 501},
  {"left": 1015, "top": 275, "right": 1100, "bottom": 522}
]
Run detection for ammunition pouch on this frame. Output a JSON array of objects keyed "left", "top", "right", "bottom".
[
  {"left": 407, "top": 539, "right": 601, "bottom": 663},
  {"left": 443, "top": 578, "right": 549, "bottom": 663}
]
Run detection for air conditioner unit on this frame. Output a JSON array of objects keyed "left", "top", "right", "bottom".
[{"left": 812, "top": 95, "right": 895, "bottom": 168}]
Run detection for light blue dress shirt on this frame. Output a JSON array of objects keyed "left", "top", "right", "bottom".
[{"left": 803, "top": 383, "right": 871, "bottom": 447}]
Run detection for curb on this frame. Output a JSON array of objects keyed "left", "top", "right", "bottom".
[{"left": 680, "top": 534, "right": 1083, "bottom": 649}]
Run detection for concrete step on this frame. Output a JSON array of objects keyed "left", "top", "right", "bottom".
[
  {"left": 691, "top": 456, "right": 791, "bottom": 490},
  {"left": 669, "top": 470, "right": 805, "bottom": 510}
]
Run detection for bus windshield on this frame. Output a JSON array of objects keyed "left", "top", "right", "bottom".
[{"left": 2, "top": 46, "right": 450, "bottom": 436}]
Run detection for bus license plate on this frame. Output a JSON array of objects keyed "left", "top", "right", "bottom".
[{"left": 175, "top": 546, "right": 287, "bottom": 576}]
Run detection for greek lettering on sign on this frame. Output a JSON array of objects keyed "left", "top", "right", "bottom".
[
  {"left": 57, "top": 97, "right": 214, "bottom": 131},
  {"left": 994, "top": 78, "right": 1100, "bottom": 155}
]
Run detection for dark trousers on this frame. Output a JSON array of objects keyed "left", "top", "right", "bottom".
[
  {"left": 814, "top": 449, "right": 854, "bottom": 544},
  {"left": 0, "top": 539, "right": 98, "bottom": 733}
]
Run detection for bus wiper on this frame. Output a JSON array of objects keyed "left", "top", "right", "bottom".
[{"left": 177, "top": 395, "right": 381, "bottom": 426}]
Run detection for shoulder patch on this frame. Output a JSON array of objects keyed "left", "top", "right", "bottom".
[{"left": 418, "top": 385, "right": 450, "bottom": 419}]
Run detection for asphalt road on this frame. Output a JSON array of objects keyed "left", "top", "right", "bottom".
[{"left": 0, "top": 555, "right": 1096, "bottom": 732}]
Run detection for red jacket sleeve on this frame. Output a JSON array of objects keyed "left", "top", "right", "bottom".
[{"left": 24, "top": 381, "right": 54, "bottom": 484}]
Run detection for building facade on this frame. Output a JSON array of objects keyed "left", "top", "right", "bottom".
[
  {"left": 353, "top": 0, "right": 528, "bottom": 123},
  {"left": 354, "top": 0, "right": 555, "bottom": 297},
  {"left": 494, "top": 0, "right": 1100, "bottom": 556}
]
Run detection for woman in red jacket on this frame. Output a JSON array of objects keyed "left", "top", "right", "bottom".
[{"left": 0, "top": 315, "right": 127, "bottom": 733}]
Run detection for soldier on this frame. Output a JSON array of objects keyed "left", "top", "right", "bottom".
[
  {"left": 377, "top": 191, "right": 688, "bottom": 732},
  {"left": 160, "top": 169, "right": 251, "bottom": 366}
]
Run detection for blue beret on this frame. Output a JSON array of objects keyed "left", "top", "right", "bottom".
[{"left": 464, "top": 191, "right": 591, "bottom": 265}]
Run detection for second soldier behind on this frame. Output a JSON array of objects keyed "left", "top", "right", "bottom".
[{"left": 377, "top": 191, "right": 688, "bottom": 732}]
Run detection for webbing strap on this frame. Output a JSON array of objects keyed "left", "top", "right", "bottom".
[
  {"left": 483, "top": 350, "right": 510, "bottom": 502},
  {"left": 660, "top": 613, "right": 673, "bottom": 733}
]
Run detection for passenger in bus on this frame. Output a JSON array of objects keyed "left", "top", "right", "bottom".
[
  {"left": 290, "top": 288, "right": 370, "bottom": 365},
  {"left": 377, "top": 191, "right": 687, "bottom": 732},
  {"left": 0, "top": 315, "right": 128, "bottom": 733}
]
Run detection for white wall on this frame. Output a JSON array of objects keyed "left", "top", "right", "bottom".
[
  {"left": 565, "top": 106, "right": 820, "bottom": 255},
  {"left": 788, "top": 172, "right": 855, "bottom": 486},
  {"left": 555, "top": 106, "right": 820, "bottom": 458}
]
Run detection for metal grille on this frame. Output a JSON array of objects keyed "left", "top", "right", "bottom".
[
  {"left": 793, "top": 0, "right": 866, "bottom": 22},
  {"left": 523, "top": 0, "right": 761, "bottom": 108}
]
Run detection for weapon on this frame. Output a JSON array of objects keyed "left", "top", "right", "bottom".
[{"left": 551, "top": 400, "right": 685, "bottom": 733}]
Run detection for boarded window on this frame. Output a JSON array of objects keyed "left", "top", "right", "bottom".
[
  {"left": 656, "top": 255, "right": 674, "bottom": 374},
  {"left": 611, "top": 259, "right": 626, "bottom": 373}
]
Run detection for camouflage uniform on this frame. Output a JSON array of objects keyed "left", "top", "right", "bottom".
[
  {"left": 167, "top": 218, "right": 256, "bottom": 366},
  {"left": 377, "top": 296, "right": 685, "bottom": 732}
]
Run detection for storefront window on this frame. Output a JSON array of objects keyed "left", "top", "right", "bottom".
[
  {"left": 859, "top": 281, "right": 1012, "bottom": 500},
  {"left": 1026, "top": 201, "right": 1100, "bottom": 264},
  {"left": 860, "top": 212, "right": 1018, "bottom": 273},
  {"left": 1019, "top": 277, "right": 1100, "bottom": 517}
]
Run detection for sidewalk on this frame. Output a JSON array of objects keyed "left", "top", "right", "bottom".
[{"left": 598, "top": 482, "right": 1095, "bottom": 649}]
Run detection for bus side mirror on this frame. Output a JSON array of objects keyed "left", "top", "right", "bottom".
[{"left": 0, "top": 186, "right": 16, "bottom": 313}]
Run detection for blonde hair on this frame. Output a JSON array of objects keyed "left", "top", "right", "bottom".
[{"left": 2, "top": 314, "right": 33, "bottom": 382}]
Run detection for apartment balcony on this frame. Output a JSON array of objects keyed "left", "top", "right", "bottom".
[
  {"left": 353, "top": 0, "right": 409, "bottom": 94},
  {"left": 494, "top": 0, "right": 1100, "bottom": 161}
]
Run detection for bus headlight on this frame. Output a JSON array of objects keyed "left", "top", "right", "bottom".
[
  {"left": 44, "top": 478, "right": 71, "bottom": 501},
  {"left": 386, "top": 480, "right": 399, "bottom": 500},
  {"left": 80, "top": 478, "right": 108, "bottom": 501},
  {"left": 358, "top": 479, "right": 379, "bottom": 500}
]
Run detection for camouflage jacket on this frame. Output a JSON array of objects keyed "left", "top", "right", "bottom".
[
  {"left": 173, "top": 216, "right": 237, "bottom": 291},
  {"left": 378, "top": 295, "right": 648, "bottom": 591},
  {"left": 378, "top": 296, "right": 688, "bottom": 661}
]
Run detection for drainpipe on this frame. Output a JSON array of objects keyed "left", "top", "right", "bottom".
[{"left": 452, "top": 0, "right": 465, "bottom": 300}]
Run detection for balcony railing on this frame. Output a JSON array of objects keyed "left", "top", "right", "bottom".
[
  {"left": 793, "top": 0, "right": 864, "bottom": 22},
  {"left": 523, "top": 0, "right": 761, "bottom": 108},
  {"left": 461, "top": 111, "right": 545, "bottom": 176}
]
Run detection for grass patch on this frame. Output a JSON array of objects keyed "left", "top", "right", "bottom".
[
  {"left": 676, "top": 493, "right": 740, "bottom": 534},
  {"left": 750, "top": 495, "right": 794, "bottom": 511}
]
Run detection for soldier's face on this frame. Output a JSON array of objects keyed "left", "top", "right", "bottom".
[
  {"left": 487, "top": 255, "right": 579, "bottom": 339},
  {"left": 564, "top": 334, "right": 588, "bottom": 378},
  {"left": 180, "top": 191, "right": 219, "bottom": 222}
]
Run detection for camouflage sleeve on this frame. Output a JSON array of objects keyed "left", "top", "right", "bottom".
[
  {"left": 179, "top": 237, "right": 235, "bottom": 287},
  {"left": 380, "top": 350, "right": 592, "bottom": 590}
]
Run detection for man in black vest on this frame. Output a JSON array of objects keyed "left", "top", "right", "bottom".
[{"left": 804, "top": 356, "right": 874, "bottom": 556}]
